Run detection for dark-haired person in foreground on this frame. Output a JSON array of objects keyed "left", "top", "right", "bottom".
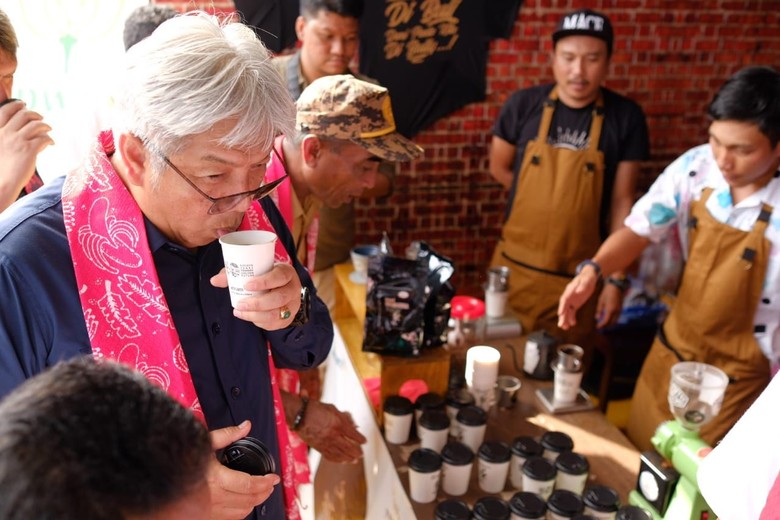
[
  {"left": 0, "top": 358, "right": 213, "bottom": 520},
  {"left": 558, "top": 66, "right": 780, "bottom": 451}
]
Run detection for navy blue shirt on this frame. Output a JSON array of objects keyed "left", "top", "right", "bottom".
[{"left": 0, "top": 176, "right": 333, "bottom": 519}]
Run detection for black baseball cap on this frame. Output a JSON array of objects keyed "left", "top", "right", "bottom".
[{"left": 552, "top": 9, "right": 614, "bottom": 55}]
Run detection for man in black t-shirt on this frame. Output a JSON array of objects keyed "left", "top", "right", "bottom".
[{"left": 489, "top": 9, "right": 649, "bottom": 360}]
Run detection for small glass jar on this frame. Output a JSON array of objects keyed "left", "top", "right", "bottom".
[{"left": 448, "top": 296, "right": 487, "bottom": 348}]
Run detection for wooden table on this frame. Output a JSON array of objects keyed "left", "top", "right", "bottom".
[{"left": 317, "top": 262, "right": 641, "bottom": 518}]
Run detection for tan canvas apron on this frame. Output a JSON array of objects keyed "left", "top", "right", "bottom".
[
  {"left": 491, "top": 88, "right": 605, "bottom": 353},
  {"left": 626, "top": 188, "right": 772, "bottom": 451}
]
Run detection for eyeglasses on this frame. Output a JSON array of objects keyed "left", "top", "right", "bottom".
[{"left": 161, "top": 150, "right": 287, "bottom": 215}]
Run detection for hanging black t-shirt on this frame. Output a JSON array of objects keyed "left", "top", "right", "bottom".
[
  {"left": 358, "top": 0, "right": 489, "bottom": 137},
  {"left": 234, "top": 0, "right": 299, "bottom": 53},
  {"left": 493, "top": 83, "right": 650, "bottom": 235}
]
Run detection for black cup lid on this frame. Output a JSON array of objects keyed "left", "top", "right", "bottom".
[
  {"left": 441, "top": 441, "right": 474, "bottom": 465},
  {"left": 455, "top": 404, "right": 487, "bottom": 426},
  {"left": 511, "top": 436, "right": 543, "bottom": 458},
  {"left": 446, "top": 387, "right": 475, "bottom": 408},
  {"left": 547, "top": 489, "right": 584, "bottom": 516},
  {"left": 434, "top": 498, "right": 471, "bottom": 520},
  {"left": 383, "top": 395, "right": 413, "bottom": 415},
  {"left": 472, "top": 496, "right": 510, "bottom": 520},
  {"left": 415, "top": 392, "right": 445, "bottom": 411},
  {"left": 616, "top": 505, "right": 653, "bottom": 520},
  {"left": 583, "top": 485, "right": 620, "bottom": 512},
  {"left": 555, "top": 451, "right": 589, "bottom": 475},
  {"left": 478, "top": 440, "right": 511, "bottom": 463},
  {"left": 540, "top": 430, "right": 574, "bottom": 452},
  {"left": 419, "top": 409, "right": 450, "bottom": 430},
  {"left": 509, "top": 491, "right": 547, "bottom": 517},
  {"left": 408, "top": 448, "right": 442, "bottom": 473},
  {"left": 522, "top": 456, "right": 557, "bottom": 481},
  {"left": 572, "top": 515, "right": 598, "bottom": 520}
]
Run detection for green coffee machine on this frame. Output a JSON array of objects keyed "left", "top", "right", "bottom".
[{"left": 629, "top": 361, "right": 728, "bottom": 520}]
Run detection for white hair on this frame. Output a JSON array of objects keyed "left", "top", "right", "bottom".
[{"left": 114, "top": 11, "right": 295, "bottom": 164}]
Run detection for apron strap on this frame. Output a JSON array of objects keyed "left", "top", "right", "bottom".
[
  {"left": 535, "top": 89, "right": 558, "bottom": 142},
  {"left": 740, "top": 201, "right": 774, "bottom": 270},
  {"left": 586, "top": 92, "right": 605, "bottom": 153}
]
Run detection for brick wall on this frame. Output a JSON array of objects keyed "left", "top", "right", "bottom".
[{"left": 160, "top": 0, "right": 780, "bottom": 296}]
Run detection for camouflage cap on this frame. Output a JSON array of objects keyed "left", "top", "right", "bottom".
[{"left": 296, "top": 75, "right": 423, "bottom": 162}]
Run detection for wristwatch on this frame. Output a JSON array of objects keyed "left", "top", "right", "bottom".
[
  {"left": 575, "top": 259, "right": 602, "bottom": 280},
  {"left": 291, "top": 286, "right": 310, "bottom": 327},
  {"left": 292, "top": 396, "right": 309, "bottom": 431},
  {"left": 606, "top": 275, "right": 631, "bottom": 293}
]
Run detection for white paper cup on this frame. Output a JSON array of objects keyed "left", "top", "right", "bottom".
[
  {"left": 441, "top": 462, "right": 472, "bottom": 496},
  {"left": 453, "top": 405, "right": 487, "bottom": 453},
  {"left": 408, "top": 448, "right": 442, "bottom": 503},
  {"left": 418, "top": 410, "right": 450, "bottom": 453},
  {"left": 509, "top": 436, "right": 544, "bottom": 490},
  {"left": 553, "top": 367, "right": 583, "bottom": 404},
  {"left": 555, "top": 451, "right": 589, "bottom": 495},
  {"left": 440, "top": 442, "right": 474, "bottom": 496},
  {"left": 477, "top": 441, "right": 511, "bottom": 494},
  {"left": 350, "top": 244, "right": 379, "bottom": 283},
  {"left": 383, "top": 395, "right": 414, "bottom": 445},
  {"left": 522, "top": 456, "right": 557, "bottom": 500},
  {"left": 219, "top": 230, "right": 277, "bottom": 307},
  {"left": 445, "top": 388, "right": 475, "bottom": 436}
]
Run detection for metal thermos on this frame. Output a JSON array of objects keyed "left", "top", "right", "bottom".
[
  {"left": 486, "top": 266, "right": 510, "bottom": 291},
  {"left": 523, "top": 330, "right": 560, "bottom": 380}
]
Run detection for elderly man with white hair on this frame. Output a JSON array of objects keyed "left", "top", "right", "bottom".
[{"left": 0, "top": 12, "right": 337, "bottom": 520}]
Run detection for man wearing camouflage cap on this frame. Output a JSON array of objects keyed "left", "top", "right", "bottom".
[{"left": 265, "top": 73, "right": 422, "bottom": 475}]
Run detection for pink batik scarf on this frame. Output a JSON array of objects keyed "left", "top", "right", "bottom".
[{"left": 62, "top": 131, "right": 302, "bottom": 519}]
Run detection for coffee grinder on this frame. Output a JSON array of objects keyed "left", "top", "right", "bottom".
[{"left": 629, "top": 361, "right": 729, "bottom": 519}]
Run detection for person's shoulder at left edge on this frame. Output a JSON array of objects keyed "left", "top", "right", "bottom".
[{"left": 0, "top": 176, "right": 66, "bottom": 242}]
